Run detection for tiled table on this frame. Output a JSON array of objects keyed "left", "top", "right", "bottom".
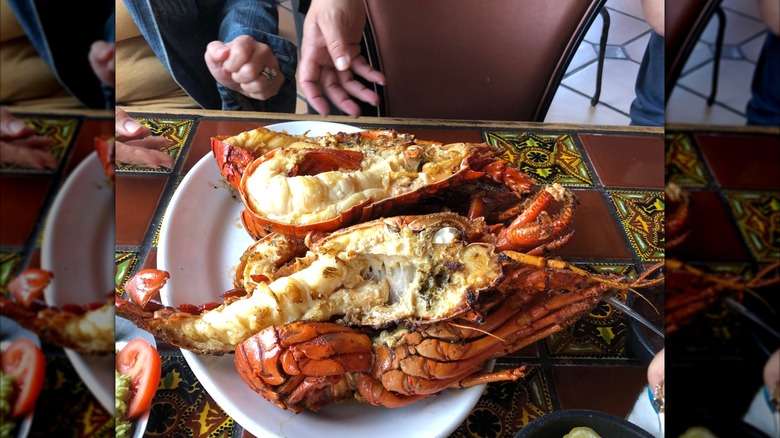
[
  {"left": 664, "top": 124, "right": 780, "bottom": 437},
  {"left": 114, "top": 109, "right": 664, "bottom": 438},
  {"left": 0, "top": 108, "right": 114, "bottom": 437}
]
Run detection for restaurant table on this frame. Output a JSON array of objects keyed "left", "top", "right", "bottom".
[
  {"left": 112, "top": 108, "right": 664, "bottom": 438},
  {"left": 0, "top": 107, "right": 115, "bottom": 437},
  {"left": 664, "top": 124, "right": 779, "bottom": 437}
]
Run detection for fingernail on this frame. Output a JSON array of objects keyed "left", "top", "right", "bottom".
[
  {"left": 335, "top": 56, "right": 349, "bottom": 71},
  {"left": 9, "top": 119, "right": 26, "bottom": 133},
  {"left": 124, "top": 120, "right": 142, "bottom": 133}
]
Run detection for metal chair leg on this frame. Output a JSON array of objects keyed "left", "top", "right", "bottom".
[
  {"left": 708, "top": 7, "right": 726, "bottom": 106},
  {"left": 591, "top": 7, "right": 610, "bottom": 106}
]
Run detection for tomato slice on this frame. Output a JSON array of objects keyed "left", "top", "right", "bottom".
[
  {"left": 1, "top": 338, "right": 45, "bottom": 417},
  {"left": 116, "top": 338, "right": 161, "bottom": 419},
  {"left": 8, "top": 269, "right": 52, "bottom": 308}
]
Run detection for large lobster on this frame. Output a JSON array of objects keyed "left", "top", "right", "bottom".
[{"left": 117, "top": 127, "right": 663, "bottom": 411}]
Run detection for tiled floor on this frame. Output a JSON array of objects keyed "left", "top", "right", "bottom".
[
  {"left": 666, "top": 0, "right": 770, "bottom": 125},
  {"left": 277, "top": 1, "right": 654, "bottom": 125},
  {"left": 546, "top": 0, "right": 655, "bottom": 126}
]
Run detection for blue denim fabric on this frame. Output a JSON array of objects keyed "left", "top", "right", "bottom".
[
  {"left": 746, "top": 32, "right": 780, "bottom": 126},
  {"left": 6, "top": 0, "right": 115, "bottom": 109},
  {"left": 630, "top": 31, "right": 664, "bottom": 127},
  {"left": 123, "top": 0, "right": 297, "bottom": 112}
]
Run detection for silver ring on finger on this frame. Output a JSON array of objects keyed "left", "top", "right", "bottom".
[{"left": 261, "top": 67, "right": 277, "bottom": 82}]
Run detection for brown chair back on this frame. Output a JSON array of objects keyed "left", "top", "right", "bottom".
[
  {"left": 665, "top": 0, "right": 722, "bottom": 101},
  {"left": 363, "top": 0, "right": 606, "bottom": 121}
]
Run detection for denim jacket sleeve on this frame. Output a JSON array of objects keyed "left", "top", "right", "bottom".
[
  {"left": 123, "top": 0, "right": 297, "bottom": 112},
  {"left": 217, "top": 0, "right": 298, "bottom": 112}
]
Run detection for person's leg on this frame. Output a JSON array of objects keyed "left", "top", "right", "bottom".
[
  {"left": 629, "top": 31, "right": 664, "bottom": 127},
  {"left": 746, "top": 32, "right": 780, "bottom": 126}
]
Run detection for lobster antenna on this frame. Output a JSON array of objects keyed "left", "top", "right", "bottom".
[{"left": 448, "top": 322, "right": 508, "bottom": 343}]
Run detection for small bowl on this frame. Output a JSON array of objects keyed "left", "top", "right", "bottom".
[{"left": 514, "top": 409, "right": 654, "bottom": 438}]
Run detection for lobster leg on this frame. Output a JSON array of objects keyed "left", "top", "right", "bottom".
[
  {"left": 495, "top": 185, "right": 577, "bottom": 252},
  {"left": 236, "top": 322, "right": 372, "bottom": 412}
]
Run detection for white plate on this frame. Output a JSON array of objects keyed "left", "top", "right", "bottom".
[
  {"left": 41, "top": 151, "right": 115, "bottom": 414},
  {"left": 0, "top": 316, "right": 39, "bottom": 438},
  {"left": 158, "top": 121, "right": 486, "bottom": 438},
  {"left": 116, "top": 317, "right": 157, "bottom": 438}
]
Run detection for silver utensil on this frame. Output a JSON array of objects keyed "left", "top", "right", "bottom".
[
  {"left": 724, "top": 297, "right": 779, "bottom": 340},
  {"left": 605, "top": 296, "right": 664, "bottom": 339}
]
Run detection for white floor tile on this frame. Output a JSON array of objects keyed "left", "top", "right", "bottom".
[
  {"left": 666, "top": 87, "right": 747, "bottom": 125},
  {"left": 700, "top": 8, "right": 766, "bottom": 45},
  {"left": 545, "top": 86, "right": 631, "bottom": 126},
  {"left": 561, "top": 58, "right": 639, "bottom": 115},
  {"left": 678, "top": 59, "right": 756, "bottom": 115},
  {"left": 740, "top": 31, "right": 769, "bottom": 63},
  {"left": 624, "top": 31, "right": 650, "bottom": 63}
]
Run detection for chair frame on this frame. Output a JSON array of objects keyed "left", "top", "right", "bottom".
[
  {"left": 361, "top": 0, "right": 608, "bottom": 121},
  {"left": 665, "top": 0, "right": 726, "bottom": 105}
]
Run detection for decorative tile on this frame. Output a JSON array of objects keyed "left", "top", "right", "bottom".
[
  {"left": 669, "top": 189, "right": 751, "bottom": 261},
  {"left": 724, "top": 191, "right": 780, "bottom": 262},
  {"left": 609, "top": 190, "right": 665, "bottom": 261},
  {"left": 146, "top": 352, "right": 237, "bottom": 437},
  {"left": 667, "top": 263, "right": 756, "bottom": 358},
  {"left": 450, "top": 365, "right": 552, "bottom": 438},
  {"left": 117, "top": 118, "right": 194, "bottom": 173},
  {"left": 546, "top": 264, "right": 637, "bottom": 360},
  {"left": 151, "top": 175, "right": 184, "bottom": 248},
  {"left": 116, "top": 251, "right": 140, "bottom": 294},
  {"left": 0, "top": 251, "right": 23, "bottom": 293},
  {"left": 0, "top": 174, "right": 55, "bottom": 247},
  {"left": 115, "top": 174, "right": 168, "bottom": 246},
  {"left": 485, "top": 132, "right": 593, "bottom": 186},
  {"left": 695, "top": 133, "right": 780, "bottom": 190},
  {"left": 579, "top": 133, "right": 664, "bottom": 189},
  {"left": 552, "top": 365, "right": 646, "bottom": 417},
  {"left": 0, "top": 118, "right": 78, "bottom": 172},
  {"left": 555, "top": 189, "right": 633, "bottom": 260},
  {"left": 665, "top": 133, "right": 710, "bottom": 187},
  {"left": 29, "top": 354, "right": 112, "bottom": 437}
]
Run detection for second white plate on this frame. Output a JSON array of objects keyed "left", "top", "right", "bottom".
[{"left": 41, "top": 151, "right": 115, "bottom": 414}]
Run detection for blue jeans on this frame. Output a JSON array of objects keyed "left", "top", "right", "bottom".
[
  {"left": 6, "top": 0, "right": 115, "bottom": 109},
  {"left": 630, "top": 31, "right": 664, "bottom": 127},
  {"left": 124, "top": 0, "right": 297, "bottom": 112},
  {"left": 746, "top": 32, "right": 780, "bottom": 126}
]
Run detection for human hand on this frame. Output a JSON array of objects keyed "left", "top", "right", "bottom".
[
  {"left": 205, "top": 35, "right": 284, "bottom": 101},
  {"left": 89, "top": 40, "right": 115, "bottom": 88},
  {"left": 298, "top": 0, "right": 386, "bottom": 117},
  {"left": 115, "top": 107, "right": 173, "bottom": 169},
  {"left": 764, "top": 349, "right": 779, "bottom": 397},
  {"left": 0, "top": 108, "right": 57, "bottom": 169},
  {"left": 648, "top": 348, "right": 664, "bottom": 404}
]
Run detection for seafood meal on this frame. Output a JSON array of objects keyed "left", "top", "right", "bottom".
[{"left": 116, "top": 127, "right": 663, "bottom": 412}]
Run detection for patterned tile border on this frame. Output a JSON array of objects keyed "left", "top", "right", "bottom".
[
  {"left": 485, "top": 132, "right": 594, "bottom": 186},
  {"left": 609, "top": 190, "right": 665, "bottom": 261},
  {"left": 147, "top": 353, "right": 237, "bottom": 437},
  {"left": 546, "top": 264, "right": 638, "bottom": 360},
  {"left": 665, "top": 133, "right": 710, "bottom": 187},
  {"left": 116, "top": 250, "right": 140, "bottom": 294},
  {"left": 0, "top": 250, "right": 23, "bottom": 293},
  {"left": 724, "top": 191, "right": 780, "bottom": 262},
  {"left": 0, "top": 117, "right": 78, "bottom": 172},
  {"left": 451, "top": 365, "right": 553, "bottom": 437},
  {"left": 117, "top": 118, "right": 194, "bottom": 173}
]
